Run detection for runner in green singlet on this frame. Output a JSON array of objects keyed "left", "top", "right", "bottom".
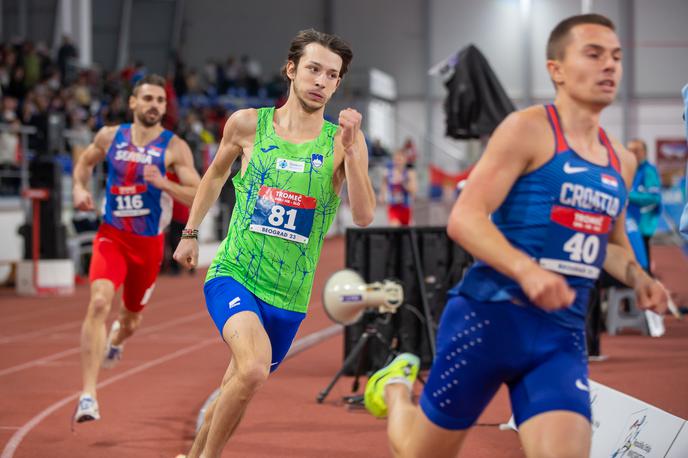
[{"left": 173, "top": 29, "right": 376, "bottom": 458}]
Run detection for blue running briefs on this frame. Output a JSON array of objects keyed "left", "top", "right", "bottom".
[
  {"left": 204, "top": 276, "right": 305, "bottom": 372},
  {"left": 420, "top": 295, "right": 591, "bottom": 430}
]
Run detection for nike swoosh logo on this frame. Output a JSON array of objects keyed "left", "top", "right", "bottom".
[
  {"left": 563, "top": 162, "right": 588, "bottom": 174},
  {"left": 228, "top": 297, "right": 241, "bottom": 309},
  {"left": 575, "top": 378, "right": 590, "bottom": 392},
  {"left": 261, "top": 145, "right": 278, "bottom": 153}
]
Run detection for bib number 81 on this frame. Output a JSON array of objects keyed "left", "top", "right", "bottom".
[
  {"left": 563, "top": 233, "right": 599, "bottom": 264},
  {"left": 268, "top": 205, "right": 297, "bottom": 230}
]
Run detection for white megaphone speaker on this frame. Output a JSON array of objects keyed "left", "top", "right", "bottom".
[{"left": 322, "top": 269, "right": 404, "bottom": 326}]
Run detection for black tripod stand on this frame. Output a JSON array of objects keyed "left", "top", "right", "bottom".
[{"left": 316, "top": 314, "right": 394, "bottom": 404}]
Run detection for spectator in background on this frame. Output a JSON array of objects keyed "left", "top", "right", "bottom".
[
  {"left": 67, "top": 110, "right": 94, "bottom": 163},
  {"left": 243, "top": 55, "right": 262, "bottom": 96},
  {"left": 162, "top": 74, "right": 179, "bottom": 130},
  {"left": 178, "top": 110, "right": 206, "bottom": 169},
  {"left": 100, "top": 93, "right": 128, "bottom": 126},
  {"left": 222, "top": 56, "right": 240, "bottom": 92},
  {"left": 185, "top": 69, "right": 203, "bottom": 96},
  {"left": 0, "top": 96, "right": 21, "bottom": 166},
  {"left": 0, "top": 106, "right": 21, "bottom": 194},
  {"left": 6, "top": 66, "right": 26, "bottom": 100},
  {"left": 380, "top": 149, "right": 417, "bottom": 226},
  {"left": 401, "top": 137, "right": 418, "bottom": 169},
  {"left": 22, "top": 92, "right": 50, "bottom": 153},
  {"left": 22, "top": 41, "right": 41, "bottom": 89},
  {"left": 627, "top": 138, "right": 662, "bottom": 272},
  {"left": 369, "top": 138, "right": 389, "bottom": 163},
  {"left": 73, "top": 72, "right": 92, "bottom": 108},
  {"left": 56, "top": 35, "right": 78, "bottom": 84},
  {"left": 203, "top": 59, "right": 218, "bottom": 90}
]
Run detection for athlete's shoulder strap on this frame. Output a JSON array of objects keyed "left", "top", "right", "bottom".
[
  {"left": 544, "top": 104, "right": 570, "bottom": 154},
  {"left": 106, "top": 124, "right": 129, "bottom": 154},
  {"left": 598, "top": 127, "right": 621, "bottom": 173}
]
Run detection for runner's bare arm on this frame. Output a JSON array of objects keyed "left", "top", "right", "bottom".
[
  {"left": 406, "top": 169, "right": 418, "bottom": 197},
  {"left": 338, "top": 108, "right": 375, "bottom": 226},
  {"left": 603, "top": 142, "right": 667, "bottom": 312},
  {"left": 72, "top": 126, "right": 116, "bottom": 210},
  {"left": 185, "top": 109, "right": 255, "bottom": 230},
  {"left": 448, "top": 108, "right": 575, "bottom": 310},
  {"left": 379, "top": 173, "right": 388, "bottom": 204},
  {"left": 144, "top": 137, "right": 200, "bottom": 207},
  {"left": 449, "top": 109, "right": 545, "bottom": 280}
]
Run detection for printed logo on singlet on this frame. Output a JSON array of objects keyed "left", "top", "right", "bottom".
[
  {"left": 276, "top": 158, "right": 306, "bottom": 173},
  {"left": 311, "top": 153, "right": 323, "bottom": 168},
  {"left": 114, "top": 148, "right": 153, "bottom": 165},
  {"left": 559, "top": 182, "right": 620, "bottom": 217},
  {"left": 563, "top": 162, "right": 588, "bottom": 174},
  {"left": 261, "top": 145, "right": 278, "bottom": 153},
  {"left": 601, "top": 173, "right": 619, "bottom": 189}
]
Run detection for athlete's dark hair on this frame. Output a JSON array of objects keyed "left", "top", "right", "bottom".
[
  {"left": 132, "top": 74, "right": 166, "bottom": 96},
  {"left": 281, "top": 29, "right": 353, "bottom": 81},
  {"left": 547, "top": 14, "right": 616, "bottom": 60}
]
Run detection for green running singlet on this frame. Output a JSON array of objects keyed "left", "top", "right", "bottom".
[{"left": 206, "top": 107, "right": 341, "bottom": 313}]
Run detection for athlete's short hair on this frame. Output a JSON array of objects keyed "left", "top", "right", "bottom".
[
  {"left": 281, "top": 29, "right": 353, "bottom": 80},
  {"left": 547, "top": 14, "right": 616, "bottom": 60},
  {"left": 132, "top": 74, "right": 166, "bottom": 96}
]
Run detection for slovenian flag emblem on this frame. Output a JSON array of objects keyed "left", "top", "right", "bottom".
[{"left": 601, "top": 173, "right": 618, "bottom": 188}]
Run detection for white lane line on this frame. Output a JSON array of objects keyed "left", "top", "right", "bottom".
[
  {"left": 0, "top": 304, "right": 81, "bottom": 326},
  {"left": 0, "top": 322, "right": 82, "bottom": 345},
  {"left": 287, "top": 324, "right": 342, "bottom": 358},
  {"left": 1, "top": 338, "right": 216, "bottom": 458},
  {"left": 194, "top": 324, "right": 343, "bottom": 431},
  {"left": 0, "top": 312, "right": 207, "bottom": 378}
]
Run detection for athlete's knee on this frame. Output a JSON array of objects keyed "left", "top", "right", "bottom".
[
  {"left": 390, "top": 442, "right": 421, "bottom": 458},
  {"left": 235, "top": 362, "right": 270, "bottom": 392},
  {"left": 531, "top": 437, "right": 588, "bottom": 458},
  {"left": 88, "top": 293, "right": 112, "bottom": 317},
  {"left": 121, "top": 313, "right": 142, "bottom": 334}
]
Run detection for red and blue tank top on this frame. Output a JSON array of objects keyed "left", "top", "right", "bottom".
[{"left": 102, "top": 124, "right": 174, "bottom": 236}]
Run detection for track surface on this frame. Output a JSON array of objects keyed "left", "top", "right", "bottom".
[{"left": 1, "top": 238, "right": 686, "bottom": 457}]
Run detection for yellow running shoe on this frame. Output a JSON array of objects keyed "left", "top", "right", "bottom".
[{"left": 364, "top": 353, "right": 420, "bottom": 418}]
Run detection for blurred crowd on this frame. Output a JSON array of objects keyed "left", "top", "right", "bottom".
[{"left": 0, "top": 36, "right": 290, "bottom": 196}]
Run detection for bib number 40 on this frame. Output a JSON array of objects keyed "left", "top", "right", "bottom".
[{"left": 563, "top": 233, "right": 600, "bottom": 264}]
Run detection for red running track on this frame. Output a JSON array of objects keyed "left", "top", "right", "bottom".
[{"left": 0, "top": 238, "right": 686, "bottom": 457}]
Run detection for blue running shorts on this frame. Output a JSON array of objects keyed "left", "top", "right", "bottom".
[
  {"left": 420, "top": 295, "right": 591, "bottom": 430},
  {"left": 204, "top": 276, "right": 306, "bottom": 372}
]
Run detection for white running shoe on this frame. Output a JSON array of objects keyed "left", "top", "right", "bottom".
[
  {"left": 102, "top": 320, "right": 124, "bottom": 369},
  {"left": 74, "top": 394, "right": 100, "bottom": 423}
]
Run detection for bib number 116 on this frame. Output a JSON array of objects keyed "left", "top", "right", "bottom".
[
  {"left": 563, "top": 233, "right": 599, "bottom": 264},
  {"left": 115, "top": 194, "right": 143, "bottom": 210}
]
